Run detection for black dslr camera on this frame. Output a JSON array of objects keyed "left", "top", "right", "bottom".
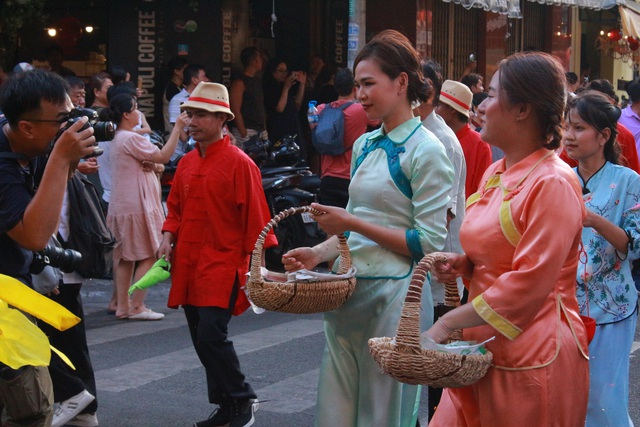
[
  {"left": 54, "top": 107, "right": 116, "bottom": 157},
  {"left": 30, "top": 239, "right": 82, "bottom": 274}
]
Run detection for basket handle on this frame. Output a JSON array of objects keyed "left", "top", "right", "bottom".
[
  {"left": 250, "top": 206, "right": 352, "bottom": 283},
  {"left": 394, "top": 252, "right": 455, "bottom": 349}
]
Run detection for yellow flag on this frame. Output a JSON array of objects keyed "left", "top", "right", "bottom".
[
  {"left": 0, "top": 274, "right": 80, "bottom": 369},
  {"left": 0, "top": 274, "right": 80, "bottom": 330},
  {"left": 0, "top": 300, "right": 51, "bottom": 369}
]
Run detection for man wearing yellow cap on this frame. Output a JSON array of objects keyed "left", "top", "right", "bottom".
[{"left": 157, "top": 82, "right": 277, "bottom": 427}]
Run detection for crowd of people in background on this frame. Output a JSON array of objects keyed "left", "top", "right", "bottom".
[{"left": 0, "top": 34, "right": 639, "bottom": 427}]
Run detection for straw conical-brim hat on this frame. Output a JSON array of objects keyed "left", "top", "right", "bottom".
[{"left": 180, "top": 82, "right": 235, "bottom": 121}]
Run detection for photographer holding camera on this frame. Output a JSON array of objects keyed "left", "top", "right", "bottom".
[
  {"left": 0, "top": 69, "right": 97, "bottom": 426},
  {"left": 263, "top": 59, "right": 306, "bottom": 151}
]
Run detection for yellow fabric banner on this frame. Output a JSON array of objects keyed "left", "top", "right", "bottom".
[
  {"left": 0, "top": 274, "right": 80, "bottom": 369},
  {"left": 0, "top": 274, "right": 80, "bottom": 330}
]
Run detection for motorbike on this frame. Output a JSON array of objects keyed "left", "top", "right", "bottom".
[{"left": 244, "top": 134, "right": 326, "bottom": 272}]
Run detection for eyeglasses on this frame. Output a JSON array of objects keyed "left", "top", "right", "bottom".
[
  {"left": 275, "top": 68, "right": 288, "bottom": 74},
  {"left": 22, "top": 112, "right": 72, "bottom": 124}
]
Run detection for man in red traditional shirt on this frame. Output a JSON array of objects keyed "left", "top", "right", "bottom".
[
  {"left": 436, "top": 80, "right": 492, "bottom": 199},
  {"left": 157, "top": 82, "right": 277, "bottom": 427}
]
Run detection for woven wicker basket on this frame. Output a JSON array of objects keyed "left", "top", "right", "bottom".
[
  {"left": 368, "top": 253, "right": 493, "bottom": 388},
  {"left": 246, "top": 206, "right": 356, "bottom": 314}
]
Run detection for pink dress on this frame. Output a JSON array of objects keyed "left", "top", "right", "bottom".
[
  {"left": 107, "top": 130, "right": 164, "bottom": 262},
  {"left": 430, "top": 148, "right": 590, "bottom": 426}
]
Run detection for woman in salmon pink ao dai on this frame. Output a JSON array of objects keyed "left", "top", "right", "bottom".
[{"left": 426, "top": 52, "right": 591, "bottom": 426}]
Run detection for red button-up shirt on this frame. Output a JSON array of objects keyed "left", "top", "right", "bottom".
[
  {"left": 162, "top": 136, "right": 277, "bottom": 314},
  {"left": 455, "top": 123, "right": 492, "bottom": 198}
]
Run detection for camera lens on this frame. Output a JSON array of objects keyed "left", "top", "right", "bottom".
[
  {"left": 42, "top": 244, "right": 83, "bottom": 273},
  {"left": 93, "top": 121, "right": 116, "bottom": 141}
]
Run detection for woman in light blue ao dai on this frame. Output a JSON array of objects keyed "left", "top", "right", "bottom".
[{"left": 563, "top": 90, "right": 640, "bottom": 427}]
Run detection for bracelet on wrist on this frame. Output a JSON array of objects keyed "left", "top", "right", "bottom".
[{"left": 439, "top": 318, "right": 455, "bottom": 334}]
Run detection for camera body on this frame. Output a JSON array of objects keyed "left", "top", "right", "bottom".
[
  {"left": 54, "top": 107, "right": 116, "bottom": 158},
  {"left": 30, "top": 240, "right": 82, "bottom": 274}
]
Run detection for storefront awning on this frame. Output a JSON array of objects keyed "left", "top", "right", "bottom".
[
  {"left": 443, "top": 0, "right": 628, "bottom": 18},
  {"left": 621, "top": 3, "right": 640, "bottom": 40},
  {"left": 528, "top": 0, "right": 625, "bottom": 10},
  {"left": 441, "top": 0, "right": 522, "bottom": 18}
]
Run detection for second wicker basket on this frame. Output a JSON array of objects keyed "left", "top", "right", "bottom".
[{"left": 368, "top": 252, "right": 492, "bottom": 388}]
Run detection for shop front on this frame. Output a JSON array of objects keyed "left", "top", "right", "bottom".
[
  {"left": 8, "top": 0, "right": 638, "bottom": 129},
  {"left": 5, "top": 0, "right": 344, "bottom": 129},
  {"left": 362, "top": 0, "right": 634, "bottom": 92}
]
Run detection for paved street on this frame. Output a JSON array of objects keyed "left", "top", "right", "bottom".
[{"left": 79, "top": 277, "right": 640, "bottom": 426}]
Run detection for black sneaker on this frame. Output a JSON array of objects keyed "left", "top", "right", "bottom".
[
  {"left": 229, "top": 399, "right": 259, "bottom": 427},
  {"left": 193, "top": 403, "right": 231, "bottom": 427}
]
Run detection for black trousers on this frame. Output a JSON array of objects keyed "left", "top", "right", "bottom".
[
  {"left": 183, "top": 279, "right": 255, "bottom": 405},
  {"left": 40, "top": 283, "right": 98, "bottom": 413}
]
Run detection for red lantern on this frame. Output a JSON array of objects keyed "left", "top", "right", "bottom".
[
  {"left": 629, "top": 36, "right": 640, "bottom": 51},
  {"left": 608, "top": 28, "right": 623, "bottom": 42}
]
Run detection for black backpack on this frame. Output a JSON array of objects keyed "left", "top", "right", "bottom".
[
  {"left": 64, "top": 173, "right": 116, "bottom": 278},
  {"left": 311, "top": 102, "right": 353, "bottom": 156}
]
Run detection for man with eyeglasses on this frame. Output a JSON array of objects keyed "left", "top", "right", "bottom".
[{"left": 0, "top": 69, "right": 96, "bottom": 426}]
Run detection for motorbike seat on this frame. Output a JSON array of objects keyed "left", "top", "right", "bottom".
[{"left": 261, "top": 166, "right": 309, "bottom": 177}]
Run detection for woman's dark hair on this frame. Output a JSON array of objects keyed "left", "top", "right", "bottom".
[
  {"left": 109, "top": 65, "right": 129, "bottom": 86},
  {"left": 565, "top": 72, "right": 578, "bottom": 86},
  {"left": 354, "top": 29, "right": 431, "bottom": 104},
  {"left": 421, "top": 60, "right": 443, "bottom": 104},
  {"left": 498, "top": 52, "right": 566, "bottom": 150},
  {"left": 167, "top": 56, "right": 188, "bottom": 76},
  {"left": 566, "top": 90, "right": 621, "bottom": 164},
  {"left": 315, "top": 65, "right": 335, "bottom": 89},
  {"left": 86, "top": 71, "right": 112, "bottom": 107},
  {"left": 586, "top": 79, "right": 616, "bottom": 101},
  {"left": 263, "top": 58, "right": 286, "bottom": 88},
  {"left": 104, "top": 93, "right": 136, "bottom": 125},
  {"left": 626, "top": 78, "right": 640, "bottom": 103},
  {"left": 473, "top": 92, "right": 488, "bottom": 107},
  {"left": 108, "top": 82, "right": 137, "bottom": 100}
]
